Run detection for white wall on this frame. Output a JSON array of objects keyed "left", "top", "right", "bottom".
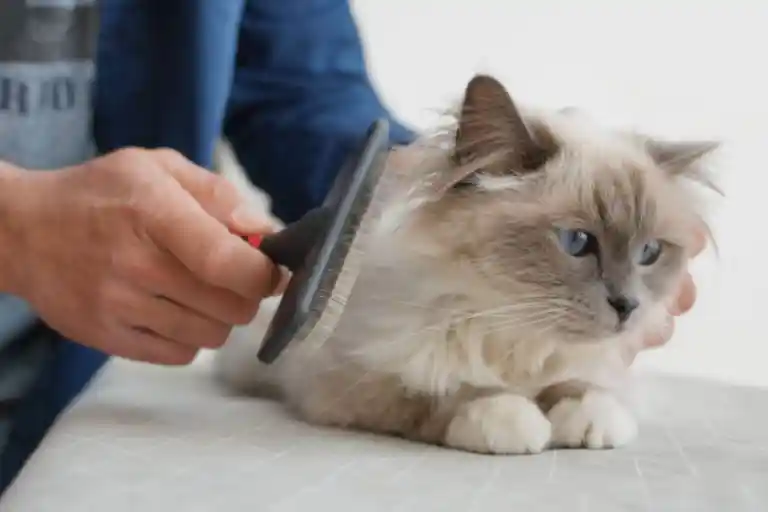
[{"left": 227, "top": 0, "right": 768, "bottom": 388}]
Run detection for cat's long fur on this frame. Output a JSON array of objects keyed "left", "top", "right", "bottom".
[{"left": 214, "top": 75, "right": 718, "bottom": 454}]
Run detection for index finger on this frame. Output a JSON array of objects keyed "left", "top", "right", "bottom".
[
  {"left": 151, "top": 148, "right": 273, "bottom": 233},
  {"left": 145, "top": 187, "right": 276, "bottom": 301}
]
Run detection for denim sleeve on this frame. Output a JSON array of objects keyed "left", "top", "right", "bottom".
[{"left": 223, "top": 0, "right": 415, "bottom": 224}]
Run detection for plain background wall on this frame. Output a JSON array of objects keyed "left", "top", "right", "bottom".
[{"left": 221, "top": 0, "right": 768, "bottom": 388}]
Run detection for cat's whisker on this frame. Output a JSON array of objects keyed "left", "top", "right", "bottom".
[
  {"left": 486, "top": 308, "right": 565, "bottom": 327},
  {"left": 482, "top": 310, "right": 568, "bottom": 338},
  {"left": 481, "top": 305, "right": 569, "bottom": 324},
  {"left": 383, "top": 302, "right": 567, "bottom": 346},
  {"left": 493, "top": 314, "right": 570, "bottom": 363},
  {"left": 361, "top": 295, "right": 564, "bottom": 317},
  {"left": 454, "top": 301, "right": 566, "bottom": 324}
]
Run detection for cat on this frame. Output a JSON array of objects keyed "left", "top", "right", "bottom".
[{"left": 214, "top": 74, "right": 718, "bottom": 454}]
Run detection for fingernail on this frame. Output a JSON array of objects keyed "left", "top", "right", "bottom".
[{"left": 268, "top": 266, "right": 291, "bottom": 297}]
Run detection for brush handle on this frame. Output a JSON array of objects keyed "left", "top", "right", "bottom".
[{"left": 242, "top": 208, "right": 332, "bottom": 272}]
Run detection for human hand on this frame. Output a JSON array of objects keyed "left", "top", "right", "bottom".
[
  {"left": 646, "top": 231, "right": 707, "bottom": 349},
  {"left": 6, "top": 148, "right": 280, "bottom": 365},
  {"left": 623, "top": 230, "right": 707, "bottom": 364}
]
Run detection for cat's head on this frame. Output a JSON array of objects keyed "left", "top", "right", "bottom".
[{"left": 395, "top": 74, "right": 718, "bottom": 343}]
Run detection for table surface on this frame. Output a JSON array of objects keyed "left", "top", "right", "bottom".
[{"left": 2, "top": 353, "right": 767, "bottom": 512}]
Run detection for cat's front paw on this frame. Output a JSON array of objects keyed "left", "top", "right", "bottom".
[
  {"left": 445, "top": 394, "right": 551, "bottom": 455},
  {"left": 547, "top": 390, "right": 637, "bottom": 449}
]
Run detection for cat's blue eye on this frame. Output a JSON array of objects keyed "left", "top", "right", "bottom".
[
  {"left": 638, "top": 240, "right": 662, "bottom": 266},
  {"left": 556, "top": 228, "right": 597, "bottom": 257}
]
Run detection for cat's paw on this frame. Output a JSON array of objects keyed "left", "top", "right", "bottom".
[
  {"left": 547, "top": 390, "right": 637, "bottom": 449},
  {"left": 444, "top": 394, "right": 551, "bottom": 455}
]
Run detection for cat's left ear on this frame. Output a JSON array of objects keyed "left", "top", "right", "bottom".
[
  {"left": 646, "top": 139, "right": 719, "bottom": 174},
  {"left": 645, "top": 139, "right": 722, "bottom": 192}
]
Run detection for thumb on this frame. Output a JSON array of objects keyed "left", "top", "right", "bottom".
[{"left": 152, "top": 148, "right": 273, "bottom": 233}]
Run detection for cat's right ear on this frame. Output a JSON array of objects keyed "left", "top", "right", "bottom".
[{"left": 453, "top": 74, "right": 550, "bottom": 178}]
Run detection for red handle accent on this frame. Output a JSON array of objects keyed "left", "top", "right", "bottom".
[
  {"left": 230, "top": 229, "right": 263, "bottom": 249},
  {"left": 245, "top": 234, "right": 263, "bottom": 248}
]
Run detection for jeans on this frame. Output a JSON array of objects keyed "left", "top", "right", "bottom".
[{"left": 0, "top": 327, "right": 108, "bottom": 494}]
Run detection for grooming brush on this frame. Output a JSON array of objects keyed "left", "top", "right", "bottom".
[{"left": 238, "top": 119, "right": 391, "bottom": 364}]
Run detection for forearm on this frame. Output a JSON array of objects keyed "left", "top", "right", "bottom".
[
  {"left": 0, "top": 162, "right": 33, "bottom": 295},
  {"left": 223, "top": 0, "right": 416, "bottom": 224},
  {"left": 226, "top": 115, "right": 414, "bottom": 224}
]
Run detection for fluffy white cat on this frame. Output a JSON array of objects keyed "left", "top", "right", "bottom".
[{"left": 215, "top": 74, "right": 717, "bottom": 454}]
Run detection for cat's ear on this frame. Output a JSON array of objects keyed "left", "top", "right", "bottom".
[
  {"left": 646, "top": 139, "right": 719, "bottom": 171},
  {"left": 452, "top": 74, "right": 550, "bottom": 179},
  {"left": 645, "top": 138, "right": 722, "bottom": 193}
]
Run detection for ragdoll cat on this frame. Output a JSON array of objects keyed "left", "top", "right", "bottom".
[{"left": 215, "top": 74, "right": 717, "bottom": 454}]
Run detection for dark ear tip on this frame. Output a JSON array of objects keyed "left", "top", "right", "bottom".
[
  {"left": 468, "top": 73, "right": 499, "bottom": 84},
  {"left": 465, "top": 74, "right": 505, "bottom": 94}
]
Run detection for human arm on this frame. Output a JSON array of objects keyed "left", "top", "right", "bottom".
[
  {"left": 222, "top": 0, "right": 415, "bottom": 224},
  {"left": 0, "top": 149, "right": 280, "bottom": 365}
]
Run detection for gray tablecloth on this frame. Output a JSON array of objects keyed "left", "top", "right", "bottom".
[{"left": 1, "top": 354, "right": 766, "bottom": 512}]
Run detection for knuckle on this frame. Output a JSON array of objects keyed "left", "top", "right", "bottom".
[
  {"left": 113, "top": 146, "right": 147, "bottom": 162},
  {"left": 195, "top": 172, "right": 238, "bottom": 209},
  {"left": 103, "top": 150, "right": 162, "bottom": 203},
  {"left": 199, "top": 245, "right": 232, "bottom": 286},
  {"left": 95, "top": 280, "right": 128, "bottom": 316},
  {"left": 209, "top": 174, "right": 238, "bottom": 199},
  {"left": 94, "top": 279, "right": 118, "bottom": 305},
  {"left": 152, "top": 147, "right": 186, "bottom": 165},
  {"left": 113, "top": 250, "right": 156, "bottom": 283}
]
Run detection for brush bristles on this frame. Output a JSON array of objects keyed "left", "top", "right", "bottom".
[{"left": 294, "top": 154, "right": 394, "bottom": 352}]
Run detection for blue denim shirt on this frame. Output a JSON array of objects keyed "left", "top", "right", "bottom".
[{"left": 0, "top": 0, "right": 414, "bottom": 491}]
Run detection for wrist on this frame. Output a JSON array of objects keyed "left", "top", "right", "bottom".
[{"left": 0, "top": 162, "right": 37, "bottom": 296}]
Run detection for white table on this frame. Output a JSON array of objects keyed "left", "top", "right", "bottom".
[{"left": 2, "top": 353, "right": 767, "bottom": 512}]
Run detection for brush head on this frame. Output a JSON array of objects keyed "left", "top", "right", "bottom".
[{"left": 254, "top": 119, "right": 392, "bottom": 364}]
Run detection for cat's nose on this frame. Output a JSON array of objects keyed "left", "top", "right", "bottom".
[{"left": 607, "top": 295, "right": 639, "bottom": 323}]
